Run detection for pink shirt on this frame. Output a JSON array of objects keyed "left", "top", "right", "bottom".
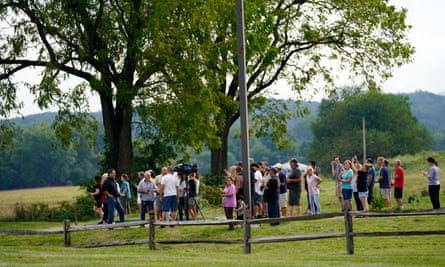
[
  {"left": 222, "top": 184, "right": 236, "bottom": 208},
  {"left": 307, "top": 175, "right": 320, "bottom": 195}
]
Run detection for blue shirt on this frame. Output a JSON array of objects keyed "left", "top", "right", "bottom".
[
  {"left": 379, "top": 166, "right": 391, "bottom": 189},
  {"left": 278, "top": 172, "right": 287, "bottom": 194},
  {"left": 120, "top": 181, "right": 131, "bottom": 199},
  {"left": 368, "top": 167, "right": 376, "bottom": 186},
  {"left": 341, "top": 169, "right": 353, "bottom": 190}
]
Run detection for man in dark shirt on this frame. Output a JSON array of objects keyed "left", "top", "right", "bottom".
[
  {"left": 104, "top": 169, "right": 125, "bottom": 224},
  {"left": 287, "top": 158, "right": 302, "bottom": 216},
  {"left": 377, "top": 158, "right": 391, "bottom": 207}
]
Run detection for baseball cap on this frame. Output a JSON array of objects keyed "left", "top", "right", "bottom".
[{"left": 273, "top": 163, "right": 282, "bottom": 169}]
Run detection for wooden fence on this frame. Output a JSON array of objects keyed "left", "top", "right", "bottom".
[{"left": 63, "top": 209, "right": 445, "bottom": 254}]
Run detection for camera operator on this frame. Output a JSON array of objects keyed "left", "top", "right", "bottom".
[{"left": 187, "top": 173, "right": 198, "bottom": 220}]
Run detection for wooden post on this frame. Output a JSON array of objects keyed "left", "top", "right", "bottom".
[
  {"left": 344, "top": 204, "right": 354, "bottom": 255},
  {"left": 243, "top": 205, "right": 251, "bottom": 254},
  {"left": 149, "top": 211, "right": 155, "bottom": 250},
  {"left": 64, "top": 219, "right": 71, "bottom": 247}
]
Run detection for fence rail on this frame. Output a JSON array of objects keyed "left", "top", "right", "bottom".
[{"left": 62, "top": 209, "right": 445, "bottom": 254}]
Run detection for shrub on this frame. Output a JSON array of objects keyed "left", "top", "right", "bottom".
[
  {"left": 200, "top": 184, "right": 222, "bottom": 205},
  {"left": 370, "top": 191, "right": 386, "bottom": 211}
]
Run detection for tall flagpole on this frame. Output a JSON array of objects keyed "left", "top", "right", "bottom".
[{"left": 236, "top": 0, "right": 252, "bottom": 254}]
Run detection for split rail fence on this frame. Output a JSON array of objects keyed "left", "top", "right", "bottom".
[{"left": 63, "top": 209, "right": 445, "bottom": 254}]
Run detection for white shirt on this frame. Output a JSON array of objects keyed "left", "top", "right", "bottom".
[
  {"left": 161, "top": 174, "right": 179, "bottom": 197},
  {"left": 254, "top": 170, "right": 263, "bottom": 195}
]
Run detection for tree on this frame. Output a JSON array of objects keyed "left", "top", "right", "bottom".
[
  {"left": 306, "top": 91, "right": 432, "bottom": 172},
  {"left": 0, "top": 1, "right": 414, "bottom": 178},
  {"left": 0, "top": 1, "right": 218, "bottom": 174},
  {"left": 179, "top": 0, "right": 414, "bottom": 177}
]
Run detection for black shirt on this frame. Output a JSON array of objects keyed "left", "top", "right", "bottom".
[
  {"left": 264, "top": 177, "right": 279, "bottom": 202},
  {"left": 287, "top": 167, "right": 301, "bottom": 190},
  {"left": 188, "top": 179, "right": 197, "bottom": 198},
  {"left": 103, "top": 178, "right": 118, "bottom": 197},
  {"left": 357, "top": 170, "right": 368, "bottom": 192}
]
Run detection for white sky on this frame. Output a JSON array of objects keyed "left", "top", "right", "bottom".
[{"left": 12, "top": 0, "right": 445, "bottom": 116}]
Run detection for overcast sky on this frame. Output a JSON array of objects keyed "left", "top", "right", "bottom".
[{"left": 12, "top": 0, "right": 445, "bottom": 116}]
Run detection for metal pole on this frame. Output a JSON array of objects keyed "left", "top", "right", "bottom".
[
  {"left": 362, "top": 117, "right": 366, "bottom": 162},
  {"left": 236, "top": 0, "right": 252, "bottom": 254}
]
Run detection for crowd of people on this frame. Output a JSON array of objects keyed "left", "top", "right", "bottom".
[{"left": 90, "top": 156, "right": 441, "bottom": 226}]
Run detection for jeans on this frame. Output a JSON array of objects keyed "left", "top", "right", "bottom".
[
  {"left": 429, "top": 185, "right": 441, "bottom": 209},
  {"left": 267, "top": 200, "right": 280, "bottom": 226},
  {"left": 140, "top": 200, "right": 154, "bottom": 221},
  {"left": 353, "top": 191, "right": 363, "bottom": 211},
  {"left": 309, "top": 194, "right": 321, "bottom": 215},
  {"left": 367, "top": 184, "right": 374, "bottom": 205},
  {"left": 106, "top": 196, "right": 125, "bottom": 224}
]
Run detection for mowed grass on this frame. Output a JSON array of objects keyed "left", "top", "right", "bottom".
[
  {"left": 0, "top": 151, "right": 445, "bottom": 266},
  {"left": 0, "top": 186, "right": 83, "bottom": 219}
]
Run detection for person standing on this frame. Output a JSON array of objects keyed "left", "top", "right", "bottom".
[
  {"left": 351, "top": 161, "right": 371, "bottom": 212},
  {"left": 423, "top": 157, "right": 441, "bottom": 209},
  {"left": 138, "top": 175, "right": 157, "bottom": 220},
  {"left": 119, "top": 173, "right": 131, "bottom": 215},
  {"left": 177, "top": 174, "right": 187, "bottom": 221},
  {"left": 377, "top": 158, "right": 391, "bottom": 207},
  {"left": 339, "top": 160, "right": 354, "bottom": 211},
  {"left": 159, "top": 167, "right": 180, "bottom": 222},
  {"left": 264, "top": 168, "right": 280, "bottom": 225},
  {"left": 90, "top": 175, "right": 104, "bottom": 223},
  {"left": 366, "top": 158, "right": 376, "bottom": 205},
  {"left": 393, "top": 160, "right": 405, "bottom": 210},
  {"left": 252, "top": 163, "right": 264, "bottom": 218},
  {"left": 135, "top": 171, "right": 145, "bottom": 212},
  {"left": 187, "top": 173, "right": 198, "bottom": 220},
  {"left": 352, "top": 156, "right": 363, "bottom": 211},
  {"left": 306, "top": 167, "right": 322, "bottom": 215},
  {"left": 154, "top": 168, "right": 166, "bottom": 221},
  {"left": 331, "top": 156, "right": 344, "bottom": 210},
  {"left": 103, "top": 169, "right": 125, "bottom": 224},
  {"left": 221, "top": 177, "right": 236, "bottom": 230},
  {"left": 287, "top": 158, "right": 302, "bottom": 216},
  {"left": 273, "top": 163, "right": 287, "bottom": 217}
]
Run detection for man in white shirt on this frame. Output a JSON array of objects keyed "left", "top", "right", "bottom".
[
  {"left": 252, "top": 163, "right": 264, "bottom": 218},
  {"left": 159, "top": 167, "right": 180, "bottom": 222}
]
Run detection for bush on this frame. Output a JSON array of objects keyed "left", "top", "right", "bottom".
[
  {"left": 370, "top": 191, "right": 386, "bottom": 211},
  {"left": 200, "top": 184, "right": 222, "bottom": 205}
]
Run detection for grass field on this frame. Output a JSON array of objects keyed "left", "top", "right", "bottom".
[
  {"left": 0, "top": 151, "right": 445, "bottom": 266},
  {"left": 0, "top": 186, "right": 83, "bottom": 219}
]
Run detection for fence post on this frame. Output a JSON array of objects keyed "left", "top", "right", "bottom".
[
  {"left": 64, "top": 219, "right": 71, "bottom": 247},
  {"left": 344, "top": 205, "right": 354, "bottom": 255},
  {"left": 243, "top": 205, "right": 251, "bottom": 254},
  {"left": 149, "top": 211, "right": 155, "bottom": 250}
]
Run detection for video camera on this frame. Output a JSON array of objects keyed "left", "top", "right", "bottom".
[{"left": 173, "top": 163, "right": 198, "bottom": 175}]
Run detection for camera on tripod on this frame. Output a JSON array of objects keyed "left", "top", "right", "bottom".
[{"left": 173, "top": 163, "right": 198, "bottom": 176}]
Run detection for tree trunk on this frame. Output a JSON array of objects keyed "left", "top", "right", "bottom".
[{"left": 99, "top": 86, "right": 134, "bottom": 175}]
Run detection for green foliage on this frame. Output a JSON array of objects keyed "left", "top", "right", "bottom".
[
  {"left": 199, "top": 184, "right": 222, "bottom": 206},
  {"left": 307, "top": 91, "right": 432, "bottom": 172},
  {"left": 0, "top": 124, "right": 101, "bottom": 190},
  {"left": 370, "top": 192, "right": 386, "bottom": 211}
]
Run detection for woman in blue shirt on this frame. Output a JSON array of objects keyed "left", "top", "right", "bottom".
[{"left": 339, "top": 160, "right": 354, "bottom": 211}]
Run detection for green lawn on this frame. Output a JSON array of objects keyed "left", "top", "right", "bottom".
[{"left": 0, "top": 151, "right": 445, "bottom": 266}]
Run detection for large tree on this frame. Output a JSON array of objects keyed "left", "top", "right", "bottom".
[
  {"left": 181, "top": 0, "right": 414, "bottom": 177},
  {"left": 0, "top": 1, "right": 218, "bottom": 174},
  {"left": 306, "top": 90, "right": 432, "bottom": 170}
]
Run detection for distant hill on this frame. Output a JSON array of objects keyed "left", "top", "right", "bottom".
[{"left": 401, "top": 91, "right": 445, "bottom": 132}]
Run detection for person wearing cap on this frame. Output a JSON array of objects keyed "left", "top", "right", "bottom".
[
  {"left": 287, "top": 158, "right": 302, "bottom": 216},
  {"left": 273, "top": 163, "right": 287, "bottom": 217},
  {"left": 264, "top": 168, "right": 280, "bottom": 225}
]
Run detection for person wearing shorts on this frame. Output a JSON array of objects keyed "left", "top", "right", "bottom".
[
  {"left": 393, "top": 160, "right": 405, "bottom": 210},
  {"left": 159, "top": 167, "right": 180, "bottom": 222},
  {"left": 340, "top": 160, "right": 354, "bottom": 211},
  {"left": 331, "top": 156, "right": 344, "bottom": 211},
  {"left": 378, "top": 158, "right": 392, "bottom": 207},
  {"left": 287, "top": 159, "right": 302, "bottom": 216}
]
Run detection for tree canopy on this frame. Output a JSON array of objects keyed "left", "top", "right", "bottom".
[
  {"left": 306, "top": 91, "right": 432, "bottom": 171},
  {"left": 0, "top": 0, "right": 414, "bottom": 178}
]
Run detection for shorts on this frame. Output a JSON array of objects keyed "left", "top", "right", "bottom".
[
  {"left": 162, "top": 195, "right": 178, "bottom": 212},
  {"left": 253, "top": 193, "right": 262, "bottom": 206},
  {"left": 94, "top": 200, "right": 102, "bottom": 208},
  {"left": 381, "top": 188, "right": 391, "bottom": 200},
  {"left": 188, "top": 197, "right": 196, "bottom": 206},
  {"left": 394, "top": 188, "right": 403, "bottom": 199},
  {"left": 336, "top": 183, "right": 343, "bottom": 198},
  {"left": 342, "top": 189, "right": 353, "bottom": 201},
  {"left": 358, "top": 191, "right": 369, "bottom": 198},
  {"left": 279, "top": 193, "right": 287, "bottom": 208},
  {"left": 288, "top": 189, "right": 301, "bottom": 206},
  {"left": 154, "top": 196, "right": 162, "bottom": 211}
]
